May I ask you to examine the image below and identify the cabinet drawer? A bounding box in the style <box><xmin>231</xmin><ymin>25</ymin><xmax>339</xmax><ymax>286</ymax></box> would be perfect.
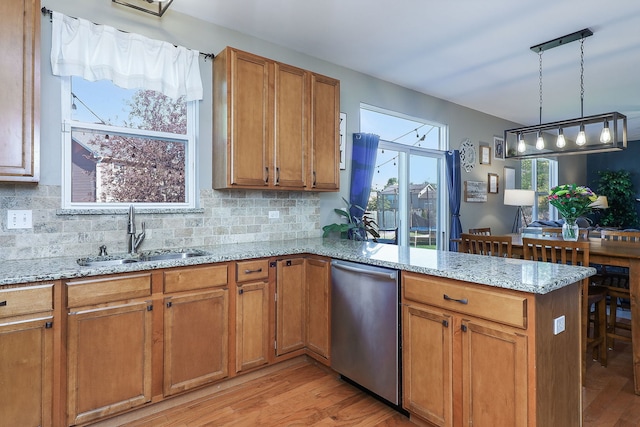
<box><xmin>236</xmin><ymin>259</ymin><xmax>269</xmax><ymax>282</ymax></box>
<box><xmin>164</xmin><ymin>264</ymin><xmax>228</xmax><ymax>293</ymax></box>
<box><xmin>403</xmin><ymin>272</ymin><xmax>527</xmax><ymax>329</ymax></box>
<box><xmin>0</xmin><ymin>284</ymin><xmax>53</xmax><ymax>319</ymax></box>
<box><xmin>67</xmin><ymin>274</ymin><xmax>152</xmax><ymax>308</ymax></box>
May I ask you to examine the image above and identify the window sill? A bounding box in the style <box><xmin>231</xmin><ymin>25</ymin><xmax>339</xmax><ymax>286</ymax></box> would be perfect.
<box><xmin>56</xmin><ymin>208</ymin><xmax>205</xmax><ymax>216</ymax></box>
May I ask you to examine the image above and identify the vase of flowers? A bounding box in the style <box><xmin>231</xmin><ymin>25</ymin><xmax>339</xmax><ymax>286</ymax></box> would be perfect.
<box><xmin>548</xmin><ymin>184</ymin><xmax>598</xmax><ymax>241</ymax></box>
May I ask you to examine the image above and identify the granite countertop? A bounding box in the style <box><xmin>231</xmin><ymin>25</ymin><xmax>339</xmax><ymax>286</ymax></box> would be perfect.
<box><xmin>0</xmin><ymin>238</ymin><xmax>595</xmax><ymax>294</ymax></box>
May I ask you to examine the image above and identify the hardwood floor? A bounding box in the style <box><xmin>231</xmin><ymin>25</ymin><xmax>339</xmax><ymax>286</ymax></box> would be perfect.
<box><xmin>583</xmin><ymin>340</ymin><xmax>640</xmax><ymax>426</ymax></box>
<box><xmin>93</xmin><ymin>342</ymin><xmax>640</xmax><ymax>427</ymax></box>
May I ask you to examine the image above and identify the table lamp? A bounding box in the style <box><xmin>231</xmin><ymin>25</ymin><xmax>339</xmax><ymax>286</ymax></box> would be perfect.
<box><xmin>504</xmin><ymin>189</ymin><xmax>536</xmax><ymax>233</ymax></box>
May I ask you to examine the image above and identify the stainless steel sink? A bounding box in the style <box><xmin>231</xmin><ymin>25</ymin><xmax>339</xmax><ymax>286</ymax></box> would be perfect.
<box><xmin>140</xmin><ymin>250</ymin><xmax>209</xmax><ymax>262</ymax></box>
<box><xmin>77</xmin><ymin>249</ymin><xmax>209</xmax><ymax>267</ymax></box>
<box><xmin>77</xmin><ymin>257</ymin><xmax>139</xmax><ymax>267</ymax></box>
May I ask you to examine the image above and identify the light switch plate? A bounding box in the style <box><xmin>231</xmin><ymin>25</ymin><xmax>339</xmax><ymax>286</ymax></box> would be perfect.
<box><xmin>553</xmin><ymin>315</ymin><xmax>566</xmax><ymax>335</ymax></box>
<box><xmin>7</xmin><ymin>210</ymin><xmax>33</xmax><ymax>229</ymax></box>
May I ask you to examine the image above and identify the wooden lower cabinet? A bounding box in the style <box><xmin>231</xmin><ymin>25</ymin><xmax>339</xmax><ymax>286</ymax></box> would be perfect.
<box><xmin>235</xmin><ymin>259</ymin><xmax>271</xmax><ymax>373</ymax></box>
<box><xmin>163</xmin><ymin>289</ymin><xmax>229</xmax><ymax>396</ymax></box>
<box><xmin>163</xmin><ymin>264</ymin><xmax>230</xmax><ymax>396</ymax></box>
<box><xmin>67</xmin><ymin>301</ymin><xmax>153</xmax><ymax>426</ymax></box>
<box><xmin>276</xmin><ymin>258</ymin><xmax>306</xmax><ymax>356</ymax></box>
<box><xmin>402</xmin><ymin>271</ymin><xmax>582</xmax><ymax>427</ymax></box>
<box><xmin>305</xmin><ymin>256</ymin><xmax>331</xmax><ymax>361</ymax></box>
<box><xmin>66</xmin><ymin>274</ymin><xmax>153</xmax><ymax>426</ymax></box>
<box><xmin>0</xmin><ymin>317</ymin><xmax>53</xmax><ymax>427</ymax></box>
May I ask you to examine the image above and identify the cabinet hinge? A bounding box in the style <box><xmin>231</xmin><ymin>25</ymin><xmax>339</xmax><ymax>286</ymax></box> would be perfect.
<box><xmin>274</xmin><ymin>340</ymin><xmax>277</xmax><ymax>350</ymax></box>
<box><xmin>270</xmin><ymin>261</ymin><xmax>277</xmax><ymax>268</ymax></box>
<box><xmin>166</xmin><ymin>301</ymin><xmax>173</xmax><ymax>308</ymax></box>
<box><xmin>147</xmin><ymin>305</ymin><xmax>153</xmax><ymax>311</ymax></box>
<box><xmin>461</xmin><ymin>324</ymin><xmax>468</xmax><ymax>332</ymax></box>
<box><xmin>45</xmin><ymin>321</ymin><xmax>53</xmax><ymax>329</ymax></box>
<box><xmin>442</xmin><ymin>319</ymin><xmax>449</xmax><ymax>328</ymax></box>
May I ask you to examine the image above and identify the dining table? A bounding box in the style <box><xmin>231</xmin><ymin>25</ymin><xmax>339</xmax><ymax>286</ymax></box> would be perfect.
<box><xmin>510</xmin><ymin>233</ymin><xmax>640</xmax><ymax>394</ymax></box>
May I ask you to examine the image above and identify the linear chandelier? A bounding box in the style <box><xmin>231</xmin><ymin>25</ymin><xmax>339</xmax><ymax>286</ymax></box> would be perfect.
<box><xmin>112</xmin><ymin>0</ymin><xmax>174</xmax><ymax>17</ymax></box>
<box><xmin>505</xmin><ymin>29</ymin><xmax>627</xmax><ymax>159</ymax></box>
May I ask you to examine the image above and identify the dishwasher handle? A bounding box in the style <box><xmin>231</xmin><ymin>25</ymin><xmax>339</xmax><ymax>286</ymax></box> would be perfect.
<box><xmin>331</xmin><ymin>261</ymin><xmax>397</xmax><ymax>280</ymax></box>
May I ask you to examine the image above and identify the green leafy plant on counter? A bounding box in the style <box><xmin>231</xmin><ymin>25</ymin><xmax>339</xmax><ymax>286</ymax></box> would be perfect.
<box><xmin>597</xmin><ymin>170</ymin><xmax>639</xmax><ymax>228</ymax></box>
<box><xmin>322</xmin><ymin>198</ymin><xmax>380</xmax><ymax>241</ymax></box>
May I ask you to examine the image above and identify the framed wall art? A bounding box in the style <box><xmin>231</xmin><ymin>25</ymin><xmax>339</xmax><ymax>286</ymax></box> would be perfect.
<box><xmin>464</xmin><ymin>180</ymin><xmax>488</xmax><ymax>202</ymax></box>
<box><xmin>493</xmin><ymin>136</ymin><xmax>505</xmax><ymax>161</ymax></box>
<box><xmin>488</xmin><ymin>173</ymin><xmax>499</xmax><ymax>194</ymax></box>
<box><xmin>479</xmin><ymin>145</ymin><xmax>491</xmax><ymax>165</ymax></box>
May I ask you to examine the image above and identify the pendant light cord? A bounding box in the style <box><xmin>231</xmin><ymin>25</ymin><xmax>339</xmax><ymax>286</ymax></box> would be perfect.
<box><xmin>539</xmin><ymin>51</ymin><xmax>543</xmax><ymax>125</ymax></box>
<box><xmin>580</xmin><ymin>38</ymin><xmax>585</xmax><ymax>118</ymax></box>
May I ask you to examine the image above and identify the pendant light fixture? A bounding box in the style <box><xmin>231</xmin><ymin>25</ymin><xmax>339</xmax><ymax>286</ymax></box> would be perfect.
<box><xmin>505</xmin><ymin>28</ymin><xmax>627</xmax><ymax>159</ymax></box>
<box><xmin>112</xmin><ymin>0</ymin><xmax>174</xmax><ymax>17</ymax></box>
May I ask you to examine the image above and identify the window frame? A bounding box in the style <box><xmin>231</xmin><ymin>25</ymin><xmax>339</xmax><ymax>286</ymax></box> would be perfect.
<box><xmin>60</xmin><ymin>77</ymin><xmax>198</xmax><ymax>210</ymax></box>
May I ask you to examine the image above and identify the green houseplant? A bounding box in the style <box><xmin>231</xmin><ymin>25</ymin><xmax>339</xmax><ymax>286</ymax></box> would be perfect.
<box><xmin>597</xmin><ymin>170</ymin><xmax>639</xmax><ymax>228</ymax></box>
<box><xmin>322</xmin><ymin>198</ymin><xmax>380</xmax><ymax>241</ymax></box>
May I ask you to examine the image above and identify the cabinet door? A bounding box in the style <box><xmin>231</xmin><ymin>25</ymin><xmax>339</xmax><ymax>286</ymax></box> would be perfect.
<box><xmin>276</xmin><ymin>258</ymin><xmax>305</xmax><ymax>356</ymax></box>
<box><xmin>460</xmin><ymin>320</ymin><xmax>528</xmax><ymax>427</ymax></box>
<box><xmin>67</xmin><ymin>301</ymin><xmax>153</xmax><ymax>426</ymax></box>
<box><xmin>236</xmin><ymin>280</ymin><xmax>270</xmax><ymax>372</ymax></box>
<box><xmin>305</xmin><ymin>257</ymin><xmax>330</xmax><ymax>360</ymax></box>
<box><xmin>403</xmin><ymin>305</ymin><xmax>453</xmax><ymax>427</ymax></box>
<box><xmin>0</xmin><ymin>0</ymin><xmax>39</xmax><ymax>182</ymax></box>
<box><xmin>164</xmin><ymin>289</ymin><xmax>229</xmax><ymax>396</ymax></box>
<box><xmin>309</xmin><ymin>73</ymin><xmax>340</xmax><ymax>191</ymax></box>
<box><xmin>0</xmin><ymin>318</ymin><xmax>52</xmax><ymax>427</ymax></box>
<box><xmin>274</xmin><ymin>63</ymin><xmax>307</xmax><ymax>189</ymax></box>
<box><xmin>229</xmin><ymin>49</ymin><xmax>272</xmax><ymax>187</ymax></box>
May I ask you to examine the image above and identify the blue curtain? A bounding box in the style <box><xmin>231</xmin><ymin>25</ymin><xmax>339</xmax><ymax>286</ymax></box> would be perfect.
<box><xmin>446</xmin><ymin>150</ymin><xmax>462</xmax><ymax>251</ymax></box>
<box><xmin>349</xmin><ymin>133</ymin><xmax>380</xmax><ymax>221</ymax></box>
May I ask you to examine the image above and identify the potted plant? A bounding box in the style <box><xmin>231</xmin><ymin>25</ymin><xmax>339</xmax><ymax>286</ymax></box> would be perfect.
<box><xmin>597</xmin><ymin>170</ymin><xmax>639</xmax><ymax>229</ymax></box>
<box><xmin>322</xmin><ymin>198</ymin><xmax>380</xmax><ymax>241</ymax></box>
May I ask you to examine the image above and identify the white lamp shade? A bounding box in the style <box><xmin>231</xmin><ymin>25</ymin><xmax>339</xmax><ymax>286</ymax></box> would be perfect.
<box><xmin>504</xmin><ymin>189</ymin><xmax>536</xmax><ymax>207</ymax></box>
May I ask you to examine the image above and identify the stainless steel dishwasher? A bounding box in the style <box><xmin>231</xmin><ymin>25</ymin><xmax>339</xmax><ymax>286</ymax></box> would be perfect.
<box><xmin>330</xmin><ymin>259</ymin><xmax>400</xmax><ymax>405</ymax></box>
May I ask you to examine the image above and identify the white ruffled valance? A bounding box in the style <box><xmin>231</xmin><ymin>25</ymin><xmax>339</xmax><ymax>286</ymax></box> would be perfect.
<box><xmin>50</xmin><ymin>11</ymin><xmax>203</xmax><ymax>101</ymax></box>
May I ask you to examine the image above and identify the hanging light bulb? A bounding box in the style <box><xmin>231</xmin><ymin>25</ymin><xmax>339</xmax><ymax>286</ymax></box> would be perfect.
<box><xmin>600</xmin><ymin>119</ymin><xmax>612</xmax><ymax>143</ymax></box>
<box><xmin>517</xmin><ymin>133</ymin><xmax>526</xmax><ymax>153</ymax></box>
<box><xmin>576</xmin><ymin>123</ymin><xmax>586</xmax><ymax>146</ymax></box>
<box><xmin>535</xmin><ymin>131</ymin><xmax>545</xmax><ymax>150</ymax></box>
<box><xmin>556</xmin><ymin>128</ymin><xmax>566</xmax><ymax>148</ymax></box>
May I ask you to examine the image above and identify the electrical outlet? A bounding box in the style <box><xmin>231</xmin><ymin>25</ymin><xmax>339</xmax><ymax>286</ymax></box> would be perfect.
<box><xmin>268</xmin><ymin>211</ymin><xmax>279</xmax><ymax>219</ymax></box>
<box><xmin>7</xmin><ymin>210</ymin><xmax>33</xmax><ymax>229</ymax></box>
<box><xmin>553</xmin><ymin>315</ymin><xmax>566</xmax><ymax>335</ymax></box>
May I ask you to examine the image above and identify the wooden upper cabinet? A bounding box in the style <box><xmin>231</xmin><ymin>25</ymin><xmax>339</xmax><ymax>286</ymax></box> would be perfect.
<box><xmin>274</xmin><ymin>63</ymin><xmax>307</xmax><ymax>189</ymax></box>
<box><xmin>309</xmin><ymin>73</ymin><xmax>340</xmax><ymax>191</ymax></box>
<box><xmin>0</xmin><ymin>0</ymin><xmax>40</xmax><ymax>182</ymax></box>
<box><xmin>213</xmin><ymin>46</ymin><xmax>339</xmax><ymax>191</ymax></box>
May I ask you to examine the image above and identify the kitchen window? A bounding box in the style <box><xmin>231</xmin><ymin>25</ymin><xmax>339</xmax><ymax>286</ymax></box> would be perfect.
<box><xmin>61</xmin><ymin>76</ymin><xmax>198</xmax><ymax>209</ymax></box>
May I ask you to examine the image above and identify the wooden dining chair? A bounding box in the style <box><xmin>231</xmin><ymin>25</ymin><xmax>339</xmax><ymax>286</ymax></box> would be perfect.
<box><xmin>599</xmin><ymin>230</ymin><xmax>640</xmax><ymax>349</ymax></box>
<box><xmin>600</xmin><ymin>229</ymin><xmax>640</xmax><ymax>243</ymax></box>
<box><xmin>522</xmin><ymin>237</ymin><xmax>607</xmax><ymax>380</ymax></box>
<box><xmin>541</xmin><ymin>227</ymin><xmax>589</xmax><ymax>239</ymax></box>
<box><xmin>468</xmin><ymin>227</ymin><xmax>491</xmax><ymax>235</ymax></box>
<box><xmin>459</xmin><ymin>233</ymin><xmax>512</xmax><ymax>257</ymax></box>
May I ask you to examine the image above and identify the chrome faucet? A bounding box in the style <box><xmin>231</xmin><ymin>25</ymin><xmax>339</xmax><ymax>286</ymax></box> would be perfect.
<box><xmin>127</xmin><ymin>204</ymin><xmax>146</xmax><ymax>255</ymax></box>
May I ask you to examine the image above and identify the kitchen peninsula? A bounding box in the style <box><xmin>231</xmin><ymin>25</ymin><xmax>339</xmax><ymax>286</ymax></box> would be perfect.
<box><xmin>0</xmin><ymin>239</ymin><xmax>593</xmax><ymax>427</ymax></box>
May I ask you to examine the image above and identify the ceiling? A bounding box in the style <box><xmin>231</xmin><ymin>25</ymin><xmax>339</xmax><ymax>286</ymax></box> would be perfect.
<box><xmin>170</xmin><ymin>0</ymin><xmax>640</xmax><ymax>141</ymax></box>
